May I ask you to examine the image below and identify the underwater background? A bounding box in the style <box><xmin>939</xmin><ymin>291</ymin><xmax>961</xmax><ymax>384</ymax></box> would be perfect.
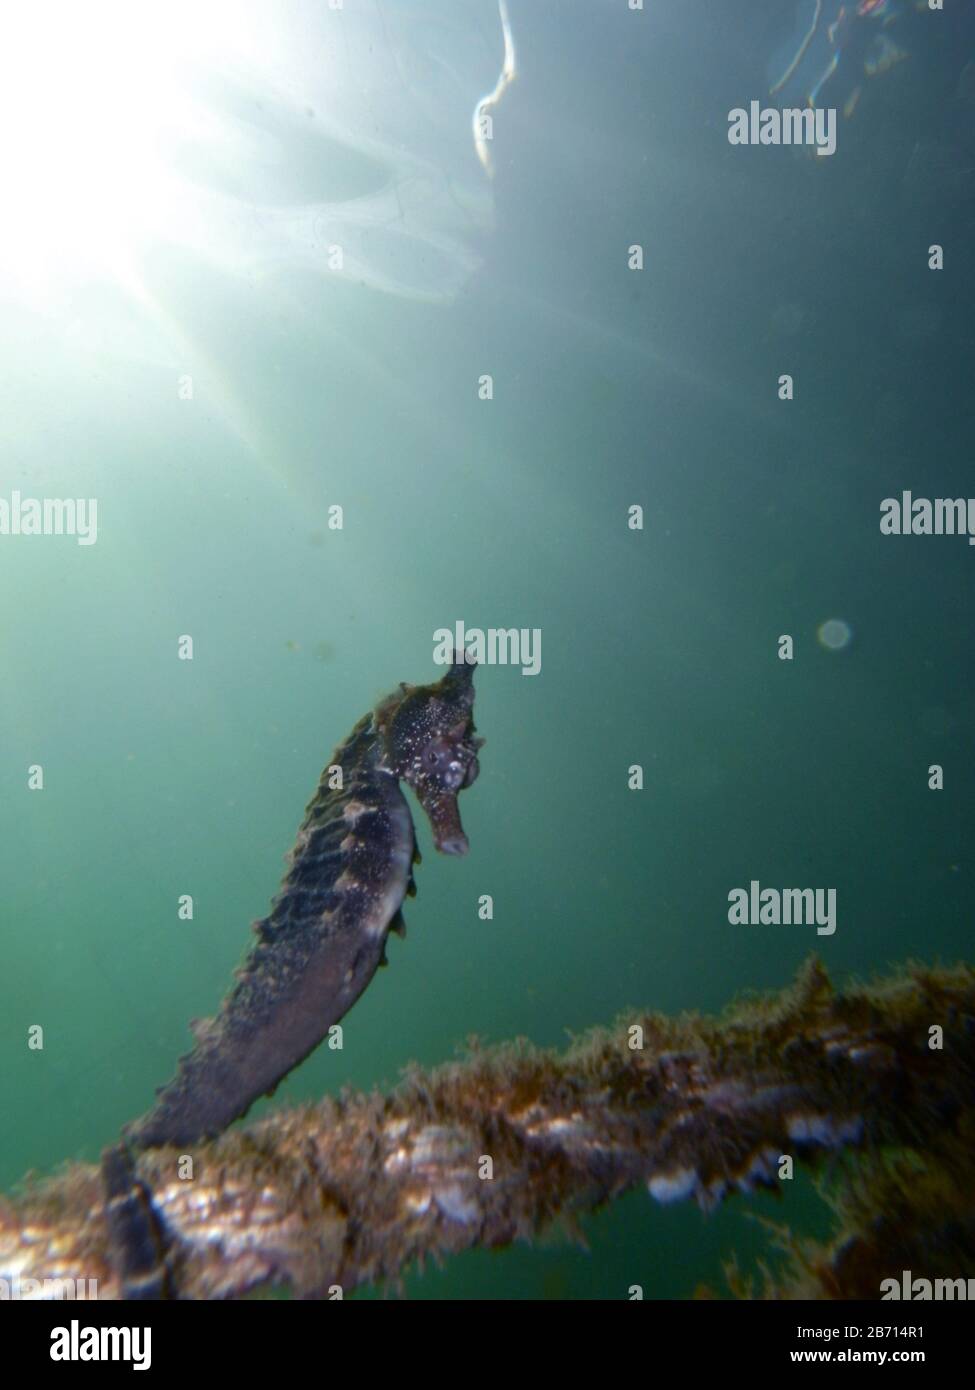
<box><xmin>1</xmin><ymin>0</ymin><xmax>973</xmax><ymax>1298</ymax></box>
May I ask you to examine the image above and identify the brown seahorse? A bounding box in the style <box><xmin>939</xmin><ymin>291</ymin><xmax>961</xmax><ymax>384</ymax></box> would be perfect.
<box><xmin>103</xmin><ymin>653</ymin><xmax>482</xmax><ymax>1293</ymax></box>
<box><xmin>127</xmin><ymin>651</ymin><xmax>482</xmax><ymax>1149</ymax></box>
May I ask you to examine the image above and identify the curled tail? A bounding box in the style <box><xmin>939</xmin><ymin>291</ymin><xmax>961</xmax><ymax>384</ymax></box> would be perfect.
<box><xmin>101</xmin><ymin>1142</ymin><xmax>172</xmax><ymax>1299</ymax></box>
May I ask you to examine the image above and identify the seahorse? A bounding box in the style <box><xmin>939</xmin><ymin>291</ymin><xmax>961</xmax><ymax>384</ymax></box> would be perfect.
<box><xmin>102</xmin><ymin>653</ymin><xmax>482</xmax><ymax>1292</ymax></box>
<box><xmin>127</xmin><ymin>651</ymin><xmax>482</xmax><ymax>1149</ymax></box>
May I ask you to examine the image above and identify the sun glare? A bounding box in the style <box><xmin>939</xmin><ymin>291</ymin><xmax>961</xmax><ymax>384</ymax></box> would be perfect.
<box><xmin>0</xmin><ymin>0</ymin><xmax>509</xmax><ymax>350</ymax></box>
<box><xmin>0</xmin><ymin>3</ymin><xmax>230</xmax><ymax>305</ymax></box>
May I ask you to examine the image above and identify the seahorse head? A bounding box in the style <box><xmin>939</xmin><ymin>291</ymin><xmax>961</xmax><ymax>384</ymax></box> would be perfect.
<box><xmin>376</xmin><ymin>651</ymin><xmax>483</xmax><ymax>855</ymax></box>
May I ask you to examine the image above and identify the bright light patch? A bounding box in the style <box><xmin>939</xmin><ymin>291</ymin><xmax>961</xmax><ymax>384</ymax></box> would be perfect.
<box><xmin>0</xmin><ymin>2</ymin><xmax>234</xmax><ymax>305</ymax></box>
<box><xmin>0</xmin><ymin>1</ymin><xmax>505</xmax><ymax>317</ymax></box>
<box><xmin>817</xmin><ymin>619</ymin><xmax>852</xmax><ymax>651</ymax></box>
<box><xmin>0</xmin><ymin>0</ymin><xmax>508</xmax><ymax>458</ymax></box>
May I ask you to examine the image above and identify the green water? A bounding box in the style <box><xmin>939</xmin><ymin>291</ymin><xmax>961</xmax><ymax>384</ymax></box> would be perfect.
<box><xmin>1</xmin><ymin>0</ymin><xmax>973</xmax><ymax>1299</ymax></box>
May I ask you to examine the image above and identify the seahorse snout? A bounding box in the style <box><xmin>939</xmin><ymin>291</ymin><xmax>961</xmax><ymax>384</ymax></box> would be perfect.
<box><xmin>437</xmin><ymin>832</ymin><xmax>469</xmax><ymax>857</ymax></box>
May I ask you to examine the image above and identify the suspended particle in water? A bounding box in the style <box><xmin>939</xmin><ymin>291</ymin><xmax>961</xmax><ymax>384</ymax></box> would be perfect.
<box><xmin>817</xmin><ymin>619</ymin><xmax>852</xmax><ymax>651</ymax></box>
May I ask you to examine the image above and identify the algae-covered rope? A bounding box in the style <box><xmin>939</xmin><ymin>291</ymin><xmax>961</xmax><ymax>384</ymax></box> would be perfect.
<box><xmin>2</xmin><ymin>959</ymin><xmax>973</xmax><ymax>1300</ymax></box>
